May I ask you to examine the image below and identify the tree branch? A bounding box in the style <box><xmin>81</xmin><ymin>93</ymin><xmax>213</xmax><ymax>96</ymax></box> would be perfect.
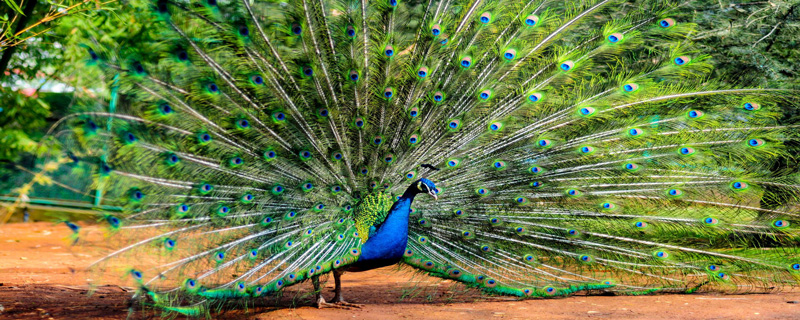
<box><xmin>0</xmin><ymin>0</ymin><xmax>40</xmax><ymax>81</ymax></box>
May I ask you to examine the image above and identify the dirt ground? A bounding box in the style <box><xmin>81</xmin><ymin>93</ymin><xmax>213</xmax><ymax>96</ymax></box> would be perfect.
<box><xmin>2</xmin><ymin>222</ymin><xmax>800</xmax><ymax>319</ymax></box>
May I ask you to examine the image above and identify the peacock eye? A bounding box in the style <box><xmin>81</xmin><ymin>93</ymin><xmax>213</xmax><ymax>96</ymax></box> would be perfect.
<box><xmin>579</xmin><ymin>107</ymin><xmax>595</xmax><ymax>116</ymax></box>
<box><xmin>197</xmin><ymin>133</ymin><xmax>212</xmax><ymax>144</ymax></box>
<box><xmin>622</xmin><ymin>83</ymin><xmax>639</xmax><ymax>92</ymax></box>
<box><xmin>292</xmin><ymin>23</ymin><xmax>302</xmax><ymax>35</ymax></box>
<box><xmin>479</xmin><ymin>12</ymin><xmax>491</xmax><ymax>24</ymax></box>
<box><xmin>537</xmin><ymin>139</ymin><xmax>552</xmax><ymax>148</ymax></box>
<box><xmin>607</xmin><ymin>32</ymin><xmax>623</xmax><ymax>43</ymax></box>
<box><xmin>166</xmin><ymin>153</ymin><xmax>180</xmax><ymax>164</ymax></box>
<box><xmin>159</xmin><ymin>103</ymin><xmax>173</xmax><ymax>115</ymax></box>
<box><xmin>659</xmin><ymin>18</ymin><xmax>675</xmax><ymax>28</ymax></box>
<box><xmin>742</xmin><ymin>102</ymin><xmax>761</xmax><ymax>111</ymax></box>
<box><xmin>679</xmin><ymin>147</ymin><xmax>695</xmax><ymax>156</ymax></box>
<box><xmin>132</xmin><ymin>62</ymin><xmax>145</xmax><ymax>74</ymax></box>
<box><xmin>674</xmin><ymin>55</ymin><xmax>690</xmax><ymax>66</ymax></box>
<box><xmin>88</xmin><ymin>48</ymin><xmax>99</xmax><ymax>61</ymax></box>
<box><xmin>460</xmin><ymin>56</ymin><xmax>472</xmax><ymax>68</ymax></box>
<box><xmin>525</xmin><ymin>15</ymin><xmax>539</xmax><ymax>26</ymax></box>
<box><xmin>130</xmin><ymin>189</ymin><xmax>144</xmax><ymax>201</ymax></box>
<box><xmin>176</xmin><ymin>50</ymin><xmax>189</xmax><ymax>61</ymax></box>
<box><xmin>124</xmin><ymin>132</ymin><xmax>138</xmax><ymax>144</ymax></box>
<box><xmin>408</xmin><ymin>134</ymin><xmax>419</xmax><ymax>145</ymax></box>
<box><xmin>503</xmin><ymin>49</ymin><xmax>516</xmax><ymax>60</ymax></box>
<box><xmin>431</xmin><ymin>24</ymin><xmax>441</xmax><ymax>36</ymax></box>
<box><xmin>207</xmin><ymin>83</ymin><xmax>219</xmax><ymax>93</ymax></box>
<box><xmin>748</xmin><ymin>138</ymin><xmax>765</xmax><ymax>147</ymax></box>
<box><xmin>687</xmin><ymin>110</ymin><xmax>703</xmax><ymax>119</ymax></box>
<box><xmin>417</xmin><ymin>67</ymin><xmax>428</xmax><ymax>78</ymax></box>
<box><xmin>85</xmin><ymin>120</ymin><xmax>98</xmax><ymax>133</ymax></box>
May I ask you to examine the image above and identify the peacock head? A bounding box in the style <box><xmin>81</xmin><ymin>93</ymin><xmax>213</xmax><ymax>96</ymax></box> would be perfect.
<box><xmin>412</xmin><ymin>178</ymin><xmax>438</xmax><ymax>200</ymax></box>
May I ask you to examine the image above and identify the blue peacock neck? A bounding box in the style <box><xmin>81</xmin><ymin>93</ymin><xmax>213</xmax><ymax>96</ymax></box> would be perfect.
<box><xmin>350</xmin><ymin>185</ymin><xmax>420</xmax><ymax>271</ymax></box>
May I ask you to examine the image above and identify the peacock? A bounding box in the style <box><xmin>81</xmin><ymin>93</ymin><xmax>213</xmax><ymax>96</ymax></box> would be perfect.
<box><xmin>45</xmin><ymin>0</ymin><xmax>800</xmax><ymax>315</ymax></box>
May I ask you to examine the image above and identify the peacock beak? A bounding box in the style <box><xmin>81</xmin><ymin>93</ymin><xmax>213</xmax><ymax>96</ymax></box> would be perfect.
<box><xmin>428</xmin><ymin>190</ymin><xmax>438</xmax><ymax>200</ymax></box>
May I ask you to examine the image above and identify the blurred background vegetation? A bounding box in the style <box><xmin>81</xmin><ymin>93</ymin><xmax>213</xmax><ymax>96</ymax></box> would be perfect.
<box><xmin>0</xmin><ymin>0</ymin><xmax>798</xmax><ymax>221</ymax></box>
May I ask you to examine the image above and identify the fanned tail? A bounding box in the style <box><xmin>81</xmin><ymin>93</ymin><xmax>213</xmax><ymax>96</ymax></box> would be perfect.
<box><xmin>41</xmin><ymin>0</ymin><xmax>800</xmax><ymax>313</ymax></box>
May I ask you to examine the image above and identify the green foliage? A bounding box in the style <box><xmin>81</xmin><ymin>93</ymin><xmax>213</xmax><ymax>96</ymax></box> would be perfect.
<box><xmin>0</xmin><ymin>1</ymin><xmax>138</xmax><ymax>163</ymax></box>
<box><xmin>0</xmin><ymin>91</ymin><xmax>52</xmax><ymax>161</ymax></box>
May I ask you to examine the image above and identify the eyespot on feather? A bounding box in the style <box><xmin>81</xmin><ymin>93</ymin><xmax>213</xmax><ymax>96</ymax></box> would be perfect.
<box><xmin>431</xmin><ymin>24</ymin><xmax>442</xmax><ymax>36</ymax></box>
<box><xmin>607</xmin><ymin>32</ymin><xmax>623</xmax><ymax>43</ymax></box>
<box><xmin>659</xmin><ymin>18</ymin><xmax>675</xmax><ymax>28</ymax></box>
<box><xmin>503</xmin><ymin>49</ymin><xmax>517</xmax><ymax>60</ymax></box>
<box><xmin>460</xmin><ymin>56</ymin><xmax>472</xmax><ymax>68</ymax></box>
<box><xmin>742</xmin><ymin>102</ymin><xmax>761</xmax><ymax>111</ymax></box>
<box><xmin>527</xmin><ymin>92</ymin><xmax>543</xmax><ymax>103</ymax></box>
<box><xmin>479</xmin><ymin>12</ymin><xmax>491</xmax><ymax>24</ymax></box>
<box><xmin>417</xmin><ymin>66</ymin><xmax>429</xmax><ymax>78</ymax></box>
<box><xmin>524</xmin><ymin>15</ymin><xmax>539</xmax><ymax>27</ymax></box>
<box><xmin>674</xmin><ymin>55</ymin><xmax>690</xmax><ymax>65</ymax></box>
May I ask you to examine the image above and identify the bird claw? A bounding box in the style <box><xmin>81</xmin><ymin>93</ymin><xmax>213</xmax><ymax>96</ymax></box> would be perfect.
<box><xmin>331</xmin><ymin>300</ymin><xmax>362</xmax><ymax>308</ymax></box>
<box><xmin>316</xmin><ymin>296</ymin><xmax>362</xmax><ymax>309</ymax></box>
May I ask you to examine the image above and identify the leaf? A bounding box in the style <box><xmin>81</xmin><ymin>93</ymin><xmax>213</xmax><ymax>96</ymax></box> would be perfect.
<box><xmin>3</xmin><ymin>0</ymin><xmax>25</xmax><ymax>16</ymax></box>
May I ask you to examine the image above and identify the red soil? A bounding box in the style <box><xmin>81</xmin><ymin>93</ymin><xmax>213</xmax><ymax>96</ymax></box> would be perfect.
<box><xmin>2</xmin><ymin>222</ymin><xmax>800</xmax><ymax>319</ymax></box>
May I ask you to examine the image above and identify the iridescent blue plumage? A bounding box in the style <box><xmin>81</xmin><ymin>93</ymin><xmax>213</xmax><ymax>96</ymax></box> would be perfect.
<box><xmin>355</xmin><ymin>179</ymin><xmax>437</xmax><ymax>271</ymax></box>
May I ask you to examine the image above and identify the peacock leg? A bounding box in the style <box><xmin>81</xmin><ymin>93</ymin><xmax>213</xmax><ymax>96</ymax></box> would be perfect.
<box><xmin>313</xmin><ymin>274</ymin><xmax>358</xmax><ymax>309</ymax></box>
<box><xmin>330</xmin><ymin>269</ymin><xmax>362</xmax><ymax>308</ymax></box>
<box><xmin>312</xmin><ymin>275</ymin><xmax>328</xmax><ymax>308</ymax></box>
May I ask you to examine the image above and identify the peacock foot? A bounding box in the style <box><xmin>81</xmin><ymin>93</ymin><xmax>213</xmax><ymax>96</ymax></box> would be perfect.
<box><xmin>316</xmin><ymin>296</ymin><xmax>361</xmax><ymax>309</ymax></box>
<box><xmin>330</xmin><ymin>296</ymin><xmax>362</xmax><ymax>308</ymax></box>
